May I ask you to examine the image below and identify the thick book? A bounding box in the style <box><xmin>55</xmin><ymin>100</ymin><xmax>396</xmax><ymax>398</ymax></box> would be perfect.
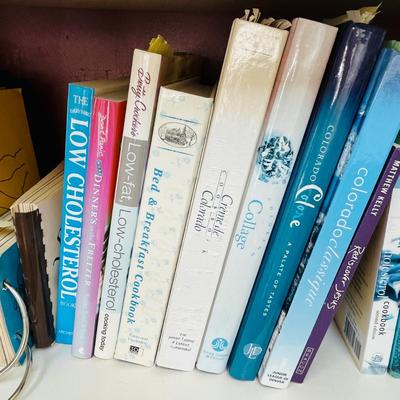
<box><xmin>56</xmin><ymin>79</ymin><xmax>129</xmax><ymax>345</ymax></box>
<box><xmin>10</xmin><ymin>163</ymin><xmax>64</xmax><ymax>348</ymax></box>
<box><xmin>259</xmin><ymin>48</ymin><xmax>400</xmax><ymax>388</ymax></box>
<box><xmin>72</xmin><ymin>89</ymin><xmax>127</xmax><ymax>358</ymax></box>
<box><xmin>0</xmin><ymin>213</ymin><xmax>27</xmax><ymax>366</ymax></box>
<box><xmin>114</xmin><ymin>79</ymin><xmax>214</xmax><ymax>366</ymax></box>
<box><xmin>156</xmin><ymin>19</ymin><xmax>288</xmax><ymax>372</ymax></box>
<box><xmin>336</xmin><ymin>140</ymin><xmax>400</xmax><ymax>375</ymax></box>
<box><xmin>0</xmin><ymin>88</ymin><xmax>39</xmax><ymax>216</ymax></box>
<box><xmin>228</xmin><ymin>22</ymin><xmax>385</xmax><ymax>381</ymax></box>
<box><xmin>196</xmin><ymin>18</ymin><xmax>337</xmax><ymax>374</ymax></box>
<box><xmin>293</xmin><ymin>143</ymin><xmax>400</xmax><ymax>383</ymax></box>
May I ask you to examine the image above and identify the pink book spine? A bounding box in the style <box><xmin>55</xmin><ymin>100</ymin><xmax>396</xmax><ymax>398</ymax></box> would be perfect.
<box><xmin>72</xmin><ymin>96</ymin><xmax>127</xmax><ymax>358</ymax></box>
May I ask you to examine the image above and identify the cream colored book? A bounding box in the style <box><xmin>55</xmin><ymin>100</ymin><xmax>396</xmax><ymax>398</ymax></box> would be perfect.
<box><xmin>156</xmin><ymin>18</ymin><xmax>288</xmax><ymax>371</ymax></box>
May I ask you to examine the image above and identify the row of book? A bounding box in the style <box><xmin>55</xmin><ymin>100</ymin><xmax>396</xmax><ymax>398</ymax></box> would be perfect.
<box><xmin>1</xmin><ymin>9</ymin><xmax>400</xmax><ymax>388</ymax></box>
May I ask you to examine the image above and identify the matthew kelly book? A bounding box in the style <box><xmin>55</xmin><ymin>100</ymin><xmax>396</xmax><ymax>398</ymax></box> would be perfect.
<box><xmin>114</xmin><ymin>79</ymin><xmax>214</xmax><ymax>366</ymax></box>
<box><xmin>156</xmin><ymin>18</ymin><xmax>288</xmax><ymax>372</ymax></box>
<box><xmin>196</xmin><ymin>18</ymin><xmax>337</xmax><ymax>374</ymax></box>
<box><xmin>72</xmin><ymin>88</ymin><xmax>127</xmax><ymax>358</ymax></box>
<box><xmin>228</xmin><ymin>22</ymin><xmax>385</xmax><ymax>381</ymax></box>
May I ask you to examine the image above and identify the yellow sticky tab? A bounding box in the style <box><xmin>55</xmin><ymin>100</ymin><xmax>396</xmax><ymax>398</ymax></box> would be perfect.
<box><xmin>324</xmin><ymin>3</ymin><xmax>381</xmax><ymax>26</ymax></box>
<box><xmin>148</xmin><ymin>35</ymin><xmax>174</xmax><ymax>58</ymax></box>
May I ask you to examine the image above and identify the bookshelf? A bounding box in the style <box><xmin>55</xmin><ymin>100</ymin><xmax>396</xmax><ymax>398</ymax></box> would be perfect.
<box><xmin>0</xmin><ymin>1</ymin><xmax>399</xmax><ymax>398</ymax></box>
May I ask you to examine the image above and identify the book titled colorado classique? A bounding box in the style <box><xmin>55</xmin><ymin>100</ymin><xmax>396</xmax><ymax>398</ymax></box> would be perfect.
<box><xmin>156</xmin><ymin>19</ymin><xmax>288</xmax><ymax>372</ymax></box>
<box><xmin>72</xmin><ymin>89</ymin><xmax>127</xmax><ymax>358</ymax></box>
<box><xmin>292</xmin><ymin>132</ymin><xmax>400</xmax><ymax>382</ymax></box>
<box><xmin>196</xmin><ymin>18</ymin><xmax>337</xmax><ymax>375</ymax></box>
<box><xmin>56</xmin><ymin>79</ymin><xmax>128</xmax><ymax>344</ymax></box>
<box><xmin>114</xmin><ymin>79</ymin><xmax>214</xmax><ymax>366</ymax></box>
<box><xmin>259</xmin><ymin>48</ymin><xmax>400</xmax><ymax>388</ymax></box>
<box><xmin>228</xmin><ymin>22</ymin><xmax>385</xmax><ymax>381</ymax></box>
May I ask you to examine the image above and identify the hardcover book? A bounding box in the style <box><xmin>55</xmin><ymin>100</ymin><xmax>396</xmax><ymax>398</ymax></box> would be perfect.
<box><xmin>196</xmin><ymin>18</ymin><xmax>337</xmax><ymax>374</ymax></box>
<box><xmin>114</xmin><ymin>79</ymin><xmax>214</xmax><ymax>366</ymax></box>
<box><xmin>228</xmin><ymin>22</ymin><xmax>385</xmax><ymax>381</ymax></box>
<box><xmin>259</xmin><ymin>48</ymin><xmax>400</xmax><ymax>387</ymax></box>
<box><xmin>293</xmin><ymin>141</ymin><xmax>400</xmax><ymax>383</ymax></box>
<box><xmin>95</xmin><ymin>44</ymin><xmax>202</xmax><ymax>359</ymax></box>
<box><xmin>11</xmin><ymin>163</ymin><xmax>64</xmax><ymax>348</ymax></box>
<box><xmin>156</xmin><ymin>18</ymin><xmax>288</xmax><ymax>372</ymax></box>
<box><xmin>0</xmin><ymin>88</ymin><xmax>39</xmax><ymax>216</ymax></box>
<box><xmin>336</xmin><ymin>139</ymin><xmax>400</xmax><ymax>375</ymax></box>
<box><xmin>56</xmin><ymin>79</ymin><xmax>129</xmax><ymax>344</ymax></box>
<box><xmin>72</xmin><ymin>89</ymin><xmax>128</xmax><ymax>358</ymax></box>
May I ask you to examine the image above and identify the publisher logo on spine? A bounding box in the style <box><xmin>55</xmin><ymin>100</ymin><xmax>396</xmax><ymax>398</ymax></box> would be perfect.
<box><xmin>158</xmin><ymin>122</ymin><xmax>197</xmax><ymax>148</ymax></box>
<box><xmin>243</xmin><ymin>343</ymin><xmax>262</xmax><ymax>360</ymax></box>
<box><xmin>211</xmin><ymin>337</ymin><xmax>229</xmax><ymax>352</ymax></box>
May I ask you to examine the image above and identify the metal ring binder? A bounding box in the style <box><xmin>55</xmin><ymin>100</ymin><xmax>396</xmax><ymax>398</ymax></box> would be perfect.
<box><xmin>0</xmin><ymin>280</ymin><xmax>31</xmax><ymax>399</ymax></box>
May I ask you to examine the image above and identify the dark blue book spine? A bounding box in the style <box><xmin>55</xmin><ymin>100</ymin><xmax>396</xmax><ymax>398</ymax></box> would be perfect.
<box><xmin>228</xmin><ymin>22</ymin><xmax>385</xmax><ymax>381</ymax></box>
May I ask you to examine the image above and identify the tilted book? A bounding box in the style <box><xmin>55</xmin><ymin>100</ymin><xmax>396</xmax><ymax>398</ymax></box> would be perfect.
<box><xmin>292</xmin><ymin>141</ymin><xmax>400</xmax><ymax>383</ymax></box>
<box><xmin>259</xmin><ymin>48</ymin><xmax>400</xmax><ymax>387</ymax></box>
<box><xmin>11</xmin><ymin>163</ymin><xmax>64</xmax><ymax>348</ymax></box>
<box><xmin>72</xmin><ymin>89</ymin><xmax>127</xmax><ymax>358</ymax></box>
<box><xmin>228</xmin><ymin>22</ymin><xmax>385</xmax><ymax>381</ymax></box>
<box><xmin>0</xmin><ymin>88</ymin><xmax>39</xmax><ymax>216</ymax></box>
<box><xmin>156</xmin><ymin>19</ymin><xmax>288</xmax><ymax>372</ymax></box>
<box><xmin>56</xmin><ymin>79</ymin><xmax>129</xmax><ymax>344</ymax></box>
<box><xmin>114</xmin><ymin>79</ymin><xmax>214</xmax><ymax>366</ymax></box>
<box><xmin>336</xmin><ymin>142</ymin><xmax>400</xmax><ymax>374</ymax></box>
<box><xmin>196</xmin><ymin>18</ymin><xmax>337</xmax><ymax>374</ymax></box>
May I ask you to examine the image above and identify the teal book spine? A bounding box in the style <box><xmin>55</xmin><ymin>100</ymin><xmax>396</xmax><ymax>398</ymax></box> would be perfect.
<box><xmin>228</xmin><ymin>22</ymin><xmax>385</xmax><ymax>380</ymax></box>
<box><xmin>55</xmin><ymin>84</ymin><xmax>94</xmax><ymax>344</ymax></box>
<box><xmin>259</xmin><ymin>48</ymin><xmax>400</xmax><ymax>388</ymax></box>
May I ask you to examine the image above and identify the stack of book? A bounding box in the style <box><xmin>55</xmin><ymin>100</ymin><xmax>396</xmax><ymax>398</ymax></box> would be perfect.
<box><xmin>2</xmin><ymin>7</ymin><xmax>400</xmax><ymax>391</ymax></box>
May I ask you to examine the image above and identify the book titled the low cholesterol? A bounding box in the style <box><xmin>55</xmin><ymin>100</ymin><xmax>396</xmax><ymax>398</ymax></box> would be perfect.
<box><xmin>228</xmin><ymin>22</ymin><xmax>385</xmax><ymax>381</ymax></box>
<box><xmin>156</xmin><ymin>18</ymin><xmax>288</xmax><ymax>372</ymax></box>
<box><xmin>114</xmin><ymin>79</ymin><xmax>214</xmax><ymax>366</ymax></box>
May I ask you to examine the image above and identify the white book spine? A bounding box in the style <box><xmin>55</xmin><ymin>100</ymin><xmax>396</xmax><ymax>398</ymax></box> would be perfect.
<box><xmin>155</xmin><ymin>19</ymin><xmax>288</xmax><ymax>372</ymax></box>
<box><xmin>196</xmin><ymin>19</ymin><xmax>337</xmax><ymax>374</ymax></box>
<box><xmin>114</xmin><ymin>83</ymin><xmax>214</xmax><ymax>366</ymax></box>
<box><xmin>94</xmin><ymin>50</ymin><xmax>166</xmax><ymax>359</ymax></box>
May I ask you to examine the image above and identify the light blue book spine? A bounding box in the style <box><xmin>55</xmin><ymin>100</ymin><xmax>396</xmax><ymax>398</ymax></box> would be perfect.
<box><xmin>258</xmin><ymin>48</ymin><xmax>400</xmax><ymax>388</ymax></box>
<box><xmin>56</xmin><ymin>84</ymin><xmax>94</xmax><ymax>344</ymax></box>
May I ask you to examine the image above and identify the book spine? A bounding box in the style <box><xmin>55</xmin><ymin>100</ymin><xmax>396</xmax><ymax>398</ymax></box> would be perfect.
<box><xmin>228</xmin><ymin>23</ymin><xmax>385</xmax><ymax>381</ymax></box>
<box><xmin>360</xmin><ymin>171</ymin><xmax>400</xmax><ymax>373</ymax></box>
<box><xmin>196</xmin><ymin>19</ymin><xmax>337</xmax><ymax>374</ymax></box>
<box><xmin>72</xmin><ymin>96</ymin><xmax>126</xmax><ymax>358</ymax></box>
<box><xmin>258</xmin><ymin>48</ymin><xmax>400</xmax><ymax>388</ymax></box>
<box><xmin>114</xmin><ymin>85</ymin><xmax>214</xmax><ymax>366</ymax></box>
<box><xmin>56</xmin><ymin>84</ymin><xmax>94</xmax><ymax>344</ymax></box>
<box><xmin>94</xmin><ymin>51</ymin><xmax>164</xmax><ymax>359</ymax></box>
<box><xmin>292</xmin><ymin>146</ymin><xmax>400</xmax><ymax>383</ymax></box>
<box><xmin>155</xmin><ymin>19</ymin><xmax>288</xmax><ymax>372</ymax></box>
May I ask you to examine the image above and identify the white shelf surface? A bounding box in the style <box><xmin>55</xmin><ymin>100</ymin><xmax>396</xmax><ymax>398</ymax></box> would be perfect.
<box><xmin>1</xmin><ymin>324</ymin><xmax>399</xmax><ymax>399</ymax></box>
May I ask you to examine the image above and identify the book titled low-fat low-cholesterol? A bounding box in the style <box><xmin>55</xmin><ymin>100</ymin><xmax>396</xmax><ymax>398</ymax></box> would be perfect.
<box><xmin>228</xmin><ymin>22</ymin><xmax>385</xmax><ymax>381</ymax></box>
<box><xmin>292</xmin><ymin>139</ymin><xmax>400</xmax><ymax>383</ymax></box>
<box><xmin>336</xmin><ymin>137</ymin><xmax>400</xmax><ymax>375</ymax></box>
<box><xmin>72</xmin><ymin>89</ymin><xmax>127</xmax><ymax>358</ymax></box>
<box><xmin>156</xmin><ymin>19</ymin><xmax>288</xmax><ymax>372</ymax></box>
<box><xmin>114</xmin><ymin>79</ymin><xmax>214</xmax><ymax>366</ymax></box>
<box><xmin>389</xmin><ymin>299</ymin><xmax>400</xmax><ymax>378</ymax></box>
<box><xmin>56</xmin><ymin>79</ymin><xmax>129</xmax><ymax>344</ymax></box>
<box><xmin>259</xmin><ymin>48</ymin><xmax>400</xmax><ymax>388</ymax></box>
<box><xmin>196</xmin><ymin>18</ymin><xmax>337</xmax><ymax>375</ymax></box>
